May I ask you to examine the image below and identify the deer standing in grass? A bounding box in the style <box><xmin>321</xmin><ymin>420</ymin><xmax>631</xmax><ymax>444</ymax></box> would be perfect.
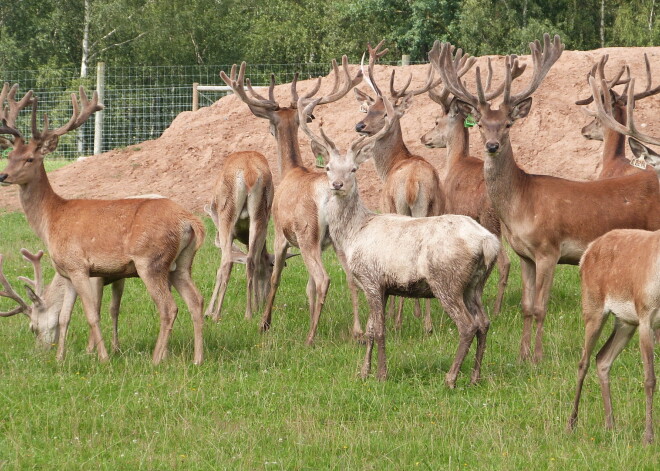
<box><xmin>220</xmin><ymin>58</ymin><xmax>364</xmax><ymax>344</ymax></box>
<box><xmin>434</xmin><ymin>34</ymin><xmax>660</xmax><ymax>363</ymax></box>
<box><xmin>0</xmin><ymin>249</ymin><xmax>125</xmax><ymax>352</ymax></box>
<box><xmin>353</xmin><ymin>41</ymin><xmax>445</xmax><ymax>333</ymax></box>
<box><xmin>299</xmin><ymin>94</ymin><xmax>498</xmax><ymax>385</ymax></box>
<box><xmin>568</xmin><ymin>77</ymin><xmax>660</xmax><ymax>445</ymax></box>
<box><xmin>576</xmin><ymin>54</ymin><xmax>660</xmax><ymax>178</ymax></box>
<box><xmin>0</xmin><ymin>84</ymin><xmax>205</xmax><ymax>364</ymax></box>
<box><xmin>421</xmin><ymin>49</ymin><xmax>527</xmax><ymax>316</ymax></box>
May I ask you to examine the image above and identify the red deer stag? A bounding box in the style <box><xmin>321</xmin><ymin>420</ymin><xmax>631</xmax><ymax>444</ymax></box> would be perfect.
<box><xmin>298</xmin><ymin>95</ymin><xmax>498</xmax><ymax>385</ymax></box>
<box><xmin>220</xmin><ymin>58</ymin><xmax>364</xmax><ymax>344</ymax></box>
<box><xmin>0</xmin><ymin>84</ymin><xmax>205</xmax><ymax>365</ymax></box>
<box><xmin>353</xmin><ymin>41</ymin><xmax>445</xmax><ymax>332</ymax></box>
<box><xmin>423</xmin><ymin>47</ymin><xmax>527</xmax><ymax>316</ymax></box>
<box><xmin>568</xmin><ymin>77</ymin><xmax>660</xmax><ymax>444</ymax></box>
<box><xmin>434</xmin><ymin>34</ymin><xmax>660</xmax><ymax>363</ymax></box>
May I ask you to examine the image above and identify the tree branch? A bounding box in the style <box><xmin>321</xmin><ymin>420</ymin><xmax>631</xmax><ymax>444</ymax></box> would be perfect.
<box><xmin>88</xmin><ymin>32</ymin><xmax>147</xmax><ymax>62</ymax></box>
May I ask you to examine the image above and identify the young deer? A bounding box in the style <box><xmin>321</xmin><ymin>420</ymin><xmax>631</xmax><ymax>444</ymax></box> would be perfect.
<box><xmin>421</xmin><ymin>49</ymin><xmax>527</xmax><ymax>316</ymax></box>
<box><xmin>576</xmin><ymin>54</ymin><xmax>660</xmax><ymax>178</ymax></box>
<box><xmin>299</xmin><ymin>95</ymin><xmax>499</xmax><ymax>386</ymax></box>
<box><xmin>354</xmin><ymin>41</ymin><xmax>445</xmax><ymax>332</ymax></box>
<box><xmin>0</xmin><ymin>84</ymin><xmax>205</xmax><ymax>365</ymax></box>
<box><xmin>0</xmin><ymin>249</ymin><xmax>125</xmax><ymax>352</ymax></box>
<box><xmin>568</xmin><ymin>79</ymin><xmax>660</xmax><ymax>444</ymax></box>
<box><xmin>220</xmin><ymin>59</ymin><xmax>365</xmax><ymax>344</ymax></box>
<box><xmin>433</xmin><ymin>34</ymin><xmax>660</xmax><ymax>363</ymax></box>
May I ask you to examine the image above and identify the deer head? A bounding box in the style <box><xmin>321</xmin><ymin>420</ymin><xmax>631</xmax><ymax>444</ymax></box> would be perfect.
<box><xmin>0</xmin><ymin>85</ymin><xmax>102</xmax><ymax>185</ymax></box>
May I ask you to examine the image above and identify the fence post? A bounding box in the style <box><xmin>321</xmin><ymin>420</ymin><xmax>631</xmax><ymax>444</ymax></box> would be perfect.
<box><xmin>94</xmin><ymin>62</ymin><xmax>105</xmax><ymax>155</ymax></box>
<box><xmin>192</xmin><ymin>82</ymin><xmax>199</xmax><ymax>111</ymax></box>
<box><xmin>401</xmin><ymin>54</ymin><xmax>410</xmax><ymax>66</ymax></box>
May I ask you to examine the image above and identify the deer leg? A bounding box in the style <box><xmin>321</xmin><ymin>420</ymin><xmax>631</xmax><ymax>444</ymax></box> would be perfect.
<box><xmin>206</xmin><ymin>248</ymin><xmax>234</xmax><ymax>322</ymax></box>
<box><xmin>519</xmin><ymin>257</ymin><xmax>536</xmax><ymax>361</ymax></box>
<box><xmin>638</xmin><ymin>316</ymin><xmax>656</xmax><ymax>445</ymax></box>
<box><xmin>299</xmin><ymin>245</ymin><xmax>330</xmax><ymax>346</ymax></box>
<box><xmin>374</xmin><ymin>294</ymin><xmax>387</xmax><ymax>381</ymax></box>
<box><xmin>86</xmin><ymin>277</ymin><xmax>105</xmax><ymax>354</ymax></box>
<box><xmin>55</xmin><ymin>282</ymin><xmax>78</xmax><ymax>362</ymax></box>
<box><xmin>109</xmin><ymin>279</ymin><xmax>125</xmax><ymax>353</ymax></box>
<box><xmin>492</xmin><ymin>244</ymin><xmax>510</xmax><ymax>316</ymax></box>
<box><xmin>395</xmin><ymin>297</ymin><xmax>404</xmax><ymax>330</ymax></box>
<box><xmin>335</xmin><ymin>247</ymin><xmax>363</xmax><ymax>340</ymax></box>
<box><xmin>246</xmin><ymin>220</ymin><xmax>268</xmax><ymax>320</ymax></box>
<box><xmin>361</xmin><ymin>287</ymin><xmax>383</xmax><ymax>379</ymax></box>
<box><xmin>423</xmin><ymin>299</ymin><xmax>433</xmax><ymax>334</ymax></box>
<box><xmin>531</xmin><ymin>255</ymin><xmax>559</xmax><ymax>363</ymax></box>
<box><xmin>170</xmin><ymin>272</ymin><xmax>204</xmax><ymax>366</ymax></box>
<box><xmin>567</xmin><ymin>303</ymin><xmax>607</xmax><ymax>432</ymax></box>
<box><xmin>68</xmin><ymin>274</ymin><xmax>109</xmax><ymax>362</ymax></box>
<box><xmin>465</xmin><ymin>277</ymin><xmax>491</xmax><ymax>385</ymax></box>
<box><xmin>260</xmin><ymin>231</ymin><xmax>289</xmax><ymax>332</ymax></box>
<box><xmin>595</xmin><ymin>319</ymin><xmax>636</xmax><ymax>430</ymax></box>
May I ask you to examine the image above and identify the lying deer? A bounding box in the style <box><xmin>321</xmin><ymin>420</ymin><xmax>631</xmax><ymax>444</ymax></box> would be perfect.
<box><xmin>354</xmin><ymin>40</ymin><xmax>445</xmax><ymax>332</ymax></box>
<box><xmin>568</xmin><ymin>77</ymin><xmax>660</xmax><ymax>445</ymax></box>
<box><xmin>0</xmin><ymin>249</ymin><xmax>124</xmax><ymax>353</ymax></box>
<box><xmin>0</xmin><ymin>84</ymin><xmax>205</xmax><ymax>364</ymax></box>
<box><xmin>299</xmin><ymin>94</ymin><xmax>498</xmax><ymax>386</ymax></box>
<box><xmin>420</xmin><ymin>50</ymin><xmax>526</xmax><ymax>316</ymax></box>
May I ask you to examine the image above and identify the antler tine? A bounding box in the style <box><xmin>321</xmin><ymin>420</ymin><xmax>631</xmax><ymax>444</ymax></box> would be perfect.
<box><xmin>18</xmin><ymin>248</ymin><xmax>44</xmax><ymax>297</ymax></box>
<box><xmin>0</xmin><ymin>254</ymin><xmax>30</xmax><ymax>317</ymax></box>
<box><xmin>485</xmin><ymin>55</ymin><xmax>526</xmax><ymax>101</ymax></box>
<box><xmin>506</xmin><ymin>33</ymin><xmax>564</xmax><ymax>107</ymax></box>
<box><xmin>630</xmin><ymin>53</ymin><xmax>660</xmax><ymax>101</ymax></box>
<box><xmin>589</xmin><ymin>76</ymin><xmax>660</xmax><ymax>146</ymax></box>
<box><xmin>429</xmin><ymin>41</ymin><xmax>480</xmax><ymax>109</ymax></box>
<box><xmin>484</xmin><ymin>57</ymin><xmax>494</xmax><ymax>92</ymax></box>
<box><xmin>245</xmin><ymin>74</ymin><xmax>275</xmax><ymax>102</ymax></box>
<box><xmin>0</xmin><ymin>83</ymin><xmax>33</xmax><ymax>137</ymax></box>
<box><xmin>220</xmin><ymin>61</ymin><xmax>280</xmax><ymax>111</ymax></box>
<box><xmin>364</xmin><ymin>40</ymin><xmax>389</xmax><ymax>97</ymax></box>
<box><xmin>296</xmin><ymin>96</ymin><xmax>338</xmax><ymax>155</ymax></box>
<box><xmin>312</xmin><ymin>55</ymin><xmax>362</xmax><ymax>105</ymax></box>
<box><xmin>41</xmin><ymin>86</ymin><xmax>103</xmax><ymax>139</ymax></box>
<box><xmin>389</xmin><ymin>70</ymin><xmax>413</xmax><ymax>99</ymax></box>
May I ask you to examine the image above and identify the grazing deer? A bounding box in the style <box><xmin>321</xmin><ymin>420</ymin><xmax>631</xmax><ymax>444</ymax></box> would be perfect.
<box><xmin>421</xmin><ymin>50</ymin><xmax>527</xmax><ymax>316</ymax></box>
<box><xmin>220</xmin><ymin>58</ymin><xmax>364</xmax><ymax>344</ymax></box>
<box><xmin>576</xmin><ymin>54</ymin><xmax>660</xmax><ymax>178</ymax></box>
<box><xmin>353</xmin><ymin>41</ymin><xmax>445</xmax><ymax>332</ymax></box>
<box><xmin>0</xmin><ymin>249</ymin><xmax>125</xmax><ymax>353</ymax></box>
<box><xmin>433</xmin><ymin>34</ymin><xmax>660</xmax><ymax>363</ymax></box>
<box><xmin>568</xmin><ymin>79</ymin><xmax>660</xmax><ymax>444</ymax></box>
<box><xmin>299</xmin><ymin>94</ymin><xmax>498</xmax><ymax>385</ymax></box>
<box><xmin>0</xmin><ymin>84</ymin><xmax>205</xmax><ymax>365</ymax></box>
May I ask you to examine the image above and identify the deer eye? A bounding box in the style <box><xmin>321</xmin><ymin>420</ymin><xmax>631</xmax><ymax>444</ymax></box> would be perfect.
<box><xmin>325</xmin><ymin>166</ymin><xmax>330</xmax><ymax>172</ymax></box>
<box><xmin>351</xmin><ymin>167</ymin><xmax>357</xmax><ymax>173</ymax></box>
<box><xmin>26</xmin><ymin>158</ymin><xmax>34</xmax><ymax>163</ymax></box>
<box><xmin>505</xmin><ymin>122</ymin><xmax>513</xmax><ymax>129</ymax></box>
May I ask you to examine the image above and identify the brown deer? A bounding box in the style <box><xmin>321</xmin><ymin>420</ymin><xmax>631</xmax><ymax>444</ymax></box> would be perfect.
<box><xmin>353</xmin><ymin>41</ymin><xmax>445</xmax><ymax>332</ymax></box>
<box><xmin>0</xmin><ymin>84</ymin><xmax>205</xmax><ymax>365</ymax></box>
<box><xmin>298</xmin><ymin>94</ymin><xmax>498</xmax><ymax>385</ymax></box>
<box><xmin>433</xmin><ymin>34</ymin><xmax>660</xmax><ymax>363</ymax></box>
<box><xmin>576</xmin><ymin>54</ymin><xmax>660</xmax><ymax>178</ymax></box>
<box><xmin>219</xmin><ymin>58</ymin><xmax>364</xmax><ymax>344</ymax></box>
<box><xmin>568</xmin><ymin>78</ymin><xmax>660</xmax><ymax>444</ymax></box>
<box><xmin>421</xmin><ymin>49</ymin><xmax>527</xmax><ymax>316</ymax></box>
<box><xmin>0</xmin><ymin>249</ymin><xmax>125</xmax><ymax>353</ymax></box>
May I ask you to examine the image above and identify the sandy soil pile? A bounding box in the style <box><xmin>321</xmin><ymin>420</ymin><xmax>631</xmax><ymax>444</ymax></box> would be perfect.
<box><xmin>0</xmin><ymin>47</ymin><xmax>658</xmax><ymax>213</ymax></box>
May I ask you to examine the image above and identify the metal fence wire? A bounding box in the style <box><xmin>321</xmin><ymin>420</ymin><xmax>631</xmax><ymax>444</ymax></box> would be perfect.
<box><xmin>0</xmin><ymin>62</ymin><xmax>362</xmax><ymax>160</ymax></box>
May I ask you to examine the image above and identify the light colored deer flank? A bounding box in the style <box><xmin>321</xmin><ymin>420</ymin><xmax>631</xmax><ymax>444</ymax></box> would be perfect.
<box><xmin>0</xmin><ymin>249</ymin><xmax>124</xmax><ymax>353</ymax></box>
<box><xmin>354</xmin><ymin>40</ymin><xmax>445</xmax><ymax>332</ymax></box>
<box><xmin>423</xmin><ymin>47</ymin><xmax>527</xmax><ymax>316</ymax></box>
<box><xmin>0</xmin><ymin>84</ymin><xmax>205</xmax><ymax>365</ymax></box>
<box><xmin>576</xmin><ymin>54</ymin><xmax>660</xmax><ymax>178</ymax></box>
<box><xmin>299</xmin><ymin>95</ymin><xmax>499</xmax><ymax>386</ymax></box>
<box><xmin>220</xmin><ymin>58</ymin><xmax>364</xmax><ymax>344</ymax></box>
<box><xmin>434</xmin><ymin>34</ymin><xmax>660</xmax><ymax>363</ymax></box>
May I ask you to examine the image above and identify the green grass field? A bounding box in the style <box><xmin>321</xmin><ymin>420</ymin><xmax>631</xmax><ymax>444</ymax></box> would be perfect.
<box><xmin>0</xmin><ymin>202</ymin><xmax>657</xmax><ymax>469</ymax></box>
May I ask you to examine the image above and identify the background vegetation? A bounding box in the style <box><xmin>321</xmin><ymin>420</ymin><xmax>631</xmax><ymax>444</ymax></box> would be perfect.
<box><xmin>1</xmin><ymin>0</ymin><xmax>658</xmax><ymax>74</ymax></box>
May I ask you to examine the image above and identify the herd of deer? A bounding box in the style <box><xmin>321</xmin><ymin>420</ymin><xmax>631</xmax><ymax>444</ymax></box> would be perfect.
<box><xmin>0</xmin><ymin>34</ymin><xmax>658</xmax><ymax>443</ymax></box>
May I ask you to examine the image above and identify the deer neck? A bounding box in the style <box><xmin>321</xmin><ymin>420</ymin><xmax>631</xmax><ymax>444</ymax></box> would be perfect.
<box><xmin>482</xmin><ymin>138</ymin><xmax>527</xmax><ymax>218</ymax></box>
<box><xmin>369</xmin><ymin>122</ymin><xmax>411</xmax><ymax>180</ymax></box>
<box><xmin>273</xmin><ymin>112</ymin><xmax>305</xmax><ymax>176</ymax></box>
<box><xmin>600</xmin><ymin>104</ymin><xmax>628</xmax><ymax>173</ymax></box>
<box><xmin>446</xmin><ymin>118</ymin><xmax>470</xmax><ymax>170</ymax></box>
<box><xmin>18</xmin><ymin>165</ymin><xmax>64</xmax><ymax>244</ymax></box>
<box><xmin>326</xmin><ymin>184</ymin><xmax>373</xmax><ymax>252</ymax></box>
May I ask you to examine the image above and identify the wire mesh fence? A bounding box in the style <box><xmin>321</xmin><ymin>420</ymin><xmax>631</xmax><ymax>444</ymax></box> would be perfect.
<box><xmin>1</xmin><ymin>62</ymin><xmax>354</xmax><ymax>160</ymax></box>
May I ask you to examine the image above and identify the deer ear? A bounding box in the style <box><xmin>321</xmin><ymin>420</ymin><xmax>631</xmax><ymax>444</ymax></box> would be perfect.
<box><xmin>396</xmin><ymin>94</ymin><xmax>414</xmax><ymax>113</ymax></box>
<box><xmin>39</xmin><ymin>136</ymin><xmax>59</xmax><ymax>156</ymax></box>
<box><xmin>510</xmin><ymin>97</ymin><xmax>532</xmax><ymax>121</ymax></box>
<box><xmin>354</xmin><ymin>88</ymin><xmax>375</xmax><ymax>106</ymax></box>
<box><xmin>629</xmin><ymin>138</ymin><xmax>660</xmax><ymax>168</ymax></box>
<box><xmin>24</xmin><ymin>285</ymin><xmax>43</xmax><ymax>307</ymax></box>
<box><xmin>454</xmin><ymin>99</ymin><xmax>478</xmax><ymax>121</ymax></box>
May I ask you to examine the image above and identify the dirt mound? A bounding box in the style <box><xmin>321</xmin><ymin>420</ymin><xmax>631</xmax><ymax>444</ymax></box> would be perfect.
<box><xmin>1</xmin><ymin>47</ymin><xmax>658</xmax><ymax>214</ymax></box>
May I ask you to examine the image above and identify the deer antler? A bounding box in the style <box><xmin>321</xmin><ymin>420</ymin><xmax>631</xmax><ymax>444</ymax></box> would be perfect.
<box><xmin>576</xmin><ymin>55</ymin><xmax>631</xmax><ymax>105</ymax></box>
<box><xmin>589</xmin><ymin>76</ymin><xmax>660</xmax><ymax>147</ymax></box>
<box><xmin>0</xmin><ymin>254</ymin><xmax>30</xmax><ymax>317</ymax></box>
<box><xmin>18</xmin><ymin>248</ymin><xmax>45</xmax><ymax>299</ymax></box>
<box><xmin>0</xmin><ymin>83</ymin><xmax>34</xmax><ymax>138</ymax></box>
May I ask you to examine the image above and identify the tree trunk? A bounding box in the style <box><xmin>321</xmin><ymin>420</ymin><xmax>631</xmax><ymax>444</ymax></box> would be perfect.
<box><xmin>600</xmin><ymin>0</ymin><xmax>605</xmax><ymax>48</ymax></box>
